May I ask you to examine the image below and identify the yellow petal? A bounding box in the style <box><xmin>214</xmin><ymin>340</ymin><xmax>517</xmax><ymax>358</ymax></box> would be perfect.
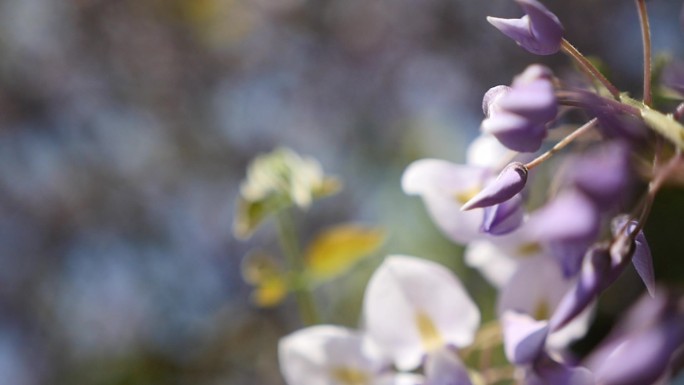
<box><xmin>251</xmin><ymin>276</ymin><xmax>288</xmax><ymax>307</ymax></box>
<box><xmin>304</xmin><ymin>225</ymin><xmax>385</xmax><ymax>280</ymax></box>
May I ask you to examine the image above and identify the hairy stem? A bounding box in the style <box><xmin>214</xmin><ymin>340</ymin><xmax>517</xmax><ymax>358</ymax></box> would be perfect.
<box><xmin>561</xmin><ymin>39</ymin><xmax>620</xmax><ymax>99</ymax></box>
<box><xmin>636</xmin><ymin>0</ymin><xmax>653</xmax><ymax>106</ymax></box>
<box><xmin>525</xmin><ymin>118</ymin><xmax>598</xmax><ymax>170</ymax></box>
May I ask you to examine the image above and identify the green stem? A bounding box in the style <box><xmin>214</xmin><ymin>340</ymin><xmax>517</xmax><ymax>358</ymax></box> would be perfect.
<box><xmin>636</xmin><ymin>0</ymin><xmax>653</xmax><ymax>106</ymax></box>
<box><xmin>276</xmin><ymin>210</ymin><xmax>320</xmax><ymax>325</ymax></box>
<box><xmin>561</xmin><ymin>39</ymin><xmax>620</xmax><ymax>99</ymax></box>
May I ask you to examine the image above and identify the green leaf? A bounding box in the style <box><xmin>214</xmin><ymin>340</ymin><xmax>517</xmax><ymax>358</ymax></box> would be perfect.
<box><xmin>304</xmin><ymin>224</ymin><xmax>386</xmax><ymax>281</ymax></box>
<box><xmin>621</xmin><ymin>95</ymin><xmax>684</xmax><ymax>150</ymax></box>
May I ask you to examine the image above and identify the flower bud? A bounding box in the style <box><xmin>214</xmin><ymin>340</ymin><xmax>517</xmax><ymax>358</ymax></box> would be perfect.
<box><xmin>462</xmin><ymin>162</ymin><xmax>528</xmax><ymax>211</ymax></box>
<box><xmin>487</xmin><ymin>0</ymin><xmax>564</xmax><ymax>56</ymax></box>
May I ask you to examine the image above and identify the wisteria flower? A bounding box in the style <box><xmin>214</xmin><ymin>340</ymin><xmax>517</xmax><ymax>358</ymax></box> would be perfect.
<box><xmin>401</xmin><ymin>159</ymin><xmax>490</xmax><ymax>244</ymax></box>
<box><xmin>363</xmin><ymin>255</ymin><xmax>480</xmax><ymax>371</ymax></box>
<box><xmin>278</xmin><ymin>325</ymin><xmax>390</xmax><ymax>385</ymax></box>
<box><xmin>487</xmin><ymin>0</ymin><xmax>564</xmax><ymax>55</ymax></box>
<box><xmin>481</xmin><ymin>65</ymin><xmax>558</xmax><ymax>152</ymax></box>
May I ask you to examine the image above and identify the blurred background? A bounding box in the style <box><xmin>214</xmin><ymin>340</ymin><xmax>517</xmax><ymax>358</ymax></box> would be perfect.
<box><xmin>0</xmin><ymin>0</ymin><xmax>683</xmax><ymax>384</ymax></box>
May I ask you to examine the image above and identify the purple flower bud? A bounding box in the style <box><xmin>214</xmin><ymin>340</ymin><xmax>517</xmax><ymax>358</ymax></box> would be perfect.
<box><xmin>487</xmin><ymin>0</ymin><xmax>564</xmax><ymax>55</ymax></box>
<box><xmin>565</xmin><ymin>142</ymin><xmax>631</xmax><ymax>208</ymax></box>
<box><xmin>481</xmin><ymin>65</ymin><xmax>557</xmax><ymax>152</ymax></box>
<box><xmin>611</xmin><ymin>215</ymin><xmax>655</xmax><ymax>297</ymax></box>
<box><xmin>462</xmin><ymin>162</ymin><xmax>528</xmax><ymax>211</ymax></box>
<box><xmin>482</xmin><ymin>194</ymin><xmax>525</xmax><ymax>235</ymax></box>
<box><xmin>549</xmin><ymin>245</ymin><xmax>611</xmax><ymax>332</ymax></box>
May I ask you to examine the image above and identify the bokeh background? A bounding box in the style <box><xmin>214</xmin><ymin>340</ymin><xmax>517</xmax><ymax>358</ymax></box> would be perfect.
<box><xmin>0</xmin><ymin>0</ymin><xmax>683</xmax><ymax>384</ymax></box>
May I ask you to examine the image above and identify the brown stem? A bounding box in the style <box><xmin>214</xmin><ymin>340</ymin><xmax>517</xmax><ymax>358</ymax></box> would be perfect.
<box><xmin>525</xmin><ymin>119</ymin><xmax>598</xmax><ymax>170</ymax></box>
<box><xmin>561</xmin><ymin>39</ymin><xmax>621</xmax><ymax>99</ymax></box>
<box><xmin>636</xmin><ymin>0</ymin><xmax>653</xmax><ymax>106</ymax></box>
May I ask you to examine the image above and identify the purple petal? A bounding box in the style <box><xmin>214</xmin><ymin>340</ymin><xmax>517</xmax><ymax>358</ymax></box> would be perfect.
<box><xmin>462</xmin><ymin>162</ymin><xmax>528</xmax><ymax>210</ymax></box>
<box><xmin>610</xmin><ymin>215</ymin><xmax>655</xmax><ymax>296</ymax></box>
<box><xmin>588</xmin><ymin>318</ymin><xmax>684</xmax><ymax>385</ymax></box>
<box><xmin>481</xmin><ymin>194</ymin><xmax>525</xmax><ymax>235</ymax></box>
<box><xmin>482</xmin><ymin>112</ymin><xmax>547</xmax><ymax>152</ymax></box>
<box><xmin>633</xmin><ymin>233</ymin><xmax>656</xmax><ymax>297</ymax></box>
<box><xmin>549</xmin><ymin>246</ymin><xmax>610</xmax><ymax>332</ymax></box>
<box><xmin>424</xmin><ymin>347</ymin><xmax>473</xmax><ymax>385</ymax></box>
<box><xmin>565</xmin><ymin>142</ymin><xmax>631</xmax><ymax>208</ymax></box>
<box><xmin>502</xmin><ymin>311</ymin><xmax>549</xmax><ymax>365</ymax></box>
<box><xmin>527</xmin><ymin>355</ymin><xmax>595</xmax><ymax>385</ymax></box>
<box><xmin>518</xmin><ymin>0</ymin><xmax>563</xmax><ymax>55</ymax></box>
<box><xmin>498</xmin><ymin>80</ymin><xmax>557</xmax><ymax>123</ymax></box>
<box><xmin>487</xmin><ymin>0</ymin><xmax>563</xmax><ymax>56</ymax></box>
<box><xmin>527</xmin><ymin>191</ymin><xmax>599</xmax><ymax>275</ymax></box>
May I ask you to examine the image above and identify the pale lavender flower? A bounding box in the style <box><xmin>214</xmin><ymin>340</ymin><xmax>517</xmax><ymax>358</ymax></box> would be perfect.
<box><xmin>481</xmin><ymin>65</ymin><xmax>558</xmax><ymax>152</ymax></box>
<box><xmin>402</xmin><ymin>159</ymin><xmax>490</xmax><ymax>244</ymax></box>
<box><xmin>363</xmin><ymin>256</ymin><xmax>480</xmax><ymax>371</ymax></box>
<box><xmin>584</xmin><ymin>291</ymin><xmax>684</xmax><ymax>385</ymax></box>
<box><xmin>487</xmin><ymin>0</ymin><xmax>564</xmax><ymax>55</ymax></box>
<box><xmin>564</xmin><ymin>142</ymin><xmax>631</xmax><ymax>208</ymax></box>
<box><xmin>498</xmin><ymin>255</ymin><xmax>594</xmax><ymax>356</ymax></box>
<box><xmin>526</xmin><ymin>190</ymin><xmax>600</xmax><ymax>276</ymax></box>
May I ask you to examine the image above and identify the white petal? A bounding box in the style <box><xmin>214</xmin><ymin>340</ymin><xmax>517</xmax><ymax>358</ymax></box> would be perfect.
<box><xmin>464</xmin><ymin>240</ymin><xmax>520</xmax><ymax>288</ymax></box>
<box><xmin>363</xmin><ymin>256</ymin><xmax>480</xmax><ymax>371</ymax></box>
<box><xmin>278</xmin><ymin>325</ymin><xmax>388</xmax><ymax>385</ymax></box>
<box><xmin>401</xmin><ymin>159</ymin><xmax>489</xmax><ymax>244</ymax></box>
<box><xmin>497</xmin><ymin>256</ymin><xmax>571</xmax><ymax>318</ymax></box>
<box><xmin>466</xmin><ymin>134</ymin><xmax>513</xmax><ymax>169</ymax></box>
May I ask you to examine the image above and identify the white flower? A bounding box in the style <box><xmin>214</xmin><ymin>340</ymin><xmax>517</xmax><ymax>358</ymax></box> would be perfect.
<box><xmin>363</xmin><ymin>255</ymin><xmax>480</xmax><ymax>371</ymax></box>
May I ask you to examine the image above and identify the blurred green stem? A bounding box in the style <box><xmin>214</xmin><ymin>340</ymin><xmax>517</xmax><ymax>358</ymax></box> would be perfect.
<box><xmin>276</xmin><ymin>209</ymin><xmax>320</xmax><ymax>325</ymax></box>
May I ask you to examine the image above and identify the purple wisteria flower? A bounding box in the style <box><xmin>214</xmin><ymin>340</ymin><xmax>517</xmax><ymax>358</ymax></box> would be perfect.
<box><xmin>563</xmin><ymin>141</ymin><xmax>631</xmax><ymax>208</ymax></box>
<box><xmin>584</xmin><ymin>291</ymin><xmax>684</xmax><ymax>385</ymax></box>
<box><xmin>549</xmin><ymin>216</ymin><xmax>654</xmax><ymax>332</ymax></box>
<box><xmin>461</xmin><ymin>162</ymin><xmax>528</xmax><ymax>210</ymax></box>
<box><xmin>481</xmin><ymin>65</ymin><xmax>558</xmax><ymax>152</ymax></box>
<box><xmin>487</xmin><ymin>0</ymin><xmax>564</xmax><ymax>55</ymax></box>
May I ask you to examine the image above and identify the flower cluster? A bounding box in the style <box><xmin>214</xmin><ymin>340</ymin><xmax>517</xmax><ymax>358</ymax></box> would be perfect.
<box><xmin>270</xmin><ymin>1</ymin><xmax>684</xmax><ymax>384</ymax></box>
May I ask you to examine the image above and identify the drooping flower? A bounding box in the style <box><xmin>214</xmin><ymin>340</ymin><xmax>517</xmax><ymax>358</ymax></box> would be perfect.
<box><xmin>481</xmin><ymin>65</ymin><xmax>558</xmax><ymax>152</ymax></box>
<box><xmin>487</xmin><ymin>0</ymin><xmax>564</xmax><ymax>55</ymax></box>
<box><xmin>363</xmin><ymin>256</ymin><xmax>480</xmax><ymax>371</ymax></box>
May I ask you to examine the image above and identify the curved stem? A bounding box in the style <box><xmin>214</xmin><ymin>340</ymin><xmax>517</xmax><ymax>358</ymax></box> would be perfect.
<box><xmin>561</xmin><ymin>39</ymin><xmax>621</xmax><ymax>99</ymax></box>
<box><xmin>276</xmin><ymin>210</ymin><xmax>320</xmax><ymax>325</ymax></box>
<box><xmin>525</xmin><ymin>118</ymin><xmax>598</xmax><ymax>170</ymax></box>
<box><xmin>636</xmin><ymin>0</ymin><xmax>653</xmax><ymax>106</ymax></box>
